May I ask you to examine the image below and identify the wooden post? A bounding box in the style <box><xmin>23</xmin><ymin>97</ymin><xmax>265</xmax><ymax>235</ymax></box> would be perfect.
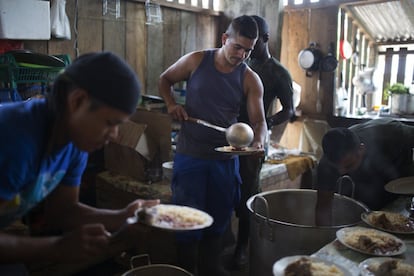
<box><xmin>397</xmin><ymin>47</ymin><xmax>407</xmax><ymax>84</ymax></box>
<box><xmin>382</xmin><ymin>47</ymin><xmax>393</xmax><ymax>105</ymax></box>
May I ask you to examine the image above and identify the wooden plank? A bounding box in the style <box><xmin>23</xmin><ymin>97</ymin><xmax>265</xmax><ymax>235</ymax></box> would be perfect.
<box><xmin>196</xmin><ymin>14</ymin><xmax>215</xmax><ymax>49</ymax></box>
<box><xmin>180</xmin><ymin>11</ymin><xmax>197</xmax><ymax>55</ymax></box>
<box><xmin>126</xmin><ymin>2</ymin><xmax>147</xmax><ymax>93</ymax></box>
<box><xmin>282</xmin><ymin>9</ymin><xmax>310</xmax><ymax>115</ymax></box>
<box><xmin>77</xmin><ymin>0</ymin><xmax>103</xmax><ymax>55</ymax></box>
<box><xmin>146</xmin><ymin>19</ymin><xmax>164</xmax><ymax>95</ymax></box>
<box><xmin>103</xmin><ymin>1</ymin><xmax>126</xmax><ymax>57</ymax></box>
<box><xmin>259</xmin><ymin>0</ymin><xmax>283</xmax><ymax>59</ymax></box>
<box><xmin>397</xmin><ymin>48</ymin><xmax>407</xmax><ymax>84</ymax></box>
<box><xmin>383</xmin><ymin>48</ymin><xmax>393</xmax><ymax>90</ymax></box>
<box><xmin>163</xmin><ymin>9</ymin><xmax>181</xmax><ymax>69</ymax></box>
<box><xmin>23</xmin><ymin>41</ymin><xmax>48</xmax><ymax>55</ymax></box>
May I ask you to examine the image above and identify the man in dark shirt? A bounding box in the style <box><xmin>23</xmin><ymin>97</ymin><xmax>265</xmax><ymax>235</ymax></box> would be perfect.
<box><xmin>315</xmin><ymin>118</ymin><xmax>414</xmax><ymax>225</ymax></box>
<box><xmin>233</xmin><ymin>15</ymin><xmax>294</xmax><ymax>268</ymax></box>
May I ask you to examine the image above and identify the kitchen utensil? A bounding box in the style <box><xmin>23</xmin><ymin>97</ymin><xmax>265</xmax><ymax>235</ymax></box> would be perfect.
<box><xmin>339</xmin><ymin>39</ymin><xmax>353</xmax><ymax>59</ymax></box>
<box><xmin>214</xmin><ymin>146</ymin><xmax>261</xmax><ymax>155</ymax></box>
<box><xmin>298</xmin><ymin>42</ymin><xmax>322</xmax><ymax>77</ymax></box>
<box><xmin>320</xmin><ymin>42</ymin><xmax>338</xmax><ymax>72</ymax></box>
<box><xmin>162</xmin><ymin>161</ymin><xmax>173</xmax><ymax>181</ymax></box>
<box><xmin>385</xmin><ymin>176</ymin><xmax>414</xmax><ymax>195</ymax></box>
<box><xmin>187</xmin><ymin>117</ymin><xmax>254</xmax><ymax>148</ymax></box>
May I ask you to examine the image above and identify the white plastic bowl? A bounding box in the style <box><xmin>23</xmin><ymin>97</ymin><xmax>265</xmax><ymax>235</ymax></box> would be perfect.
<box><xmin>162</xmin><ymin>161</ymin><xmax>174</xmax><ymax>181</ymax></box>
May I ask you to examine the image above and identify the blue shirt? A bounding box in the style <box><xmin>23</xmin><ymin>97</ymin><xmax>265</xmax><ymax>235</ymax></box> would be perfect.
<box><xmin>0</xmin><ymin>99</ymin><xmax>87</xmax><ymax>228</ymax></box>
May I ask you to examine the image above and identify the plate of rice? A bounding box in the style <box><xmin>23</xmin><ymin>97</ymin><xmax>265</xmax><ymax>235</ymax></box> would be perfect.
<box><xmin>336</xmin><ymin>226</ymin><xmax>406</xmax><ymax>256</ymax></box>
<box><xmin>272</xmin><ymin>255</ymin><xmax>351</xmax><ymax>276</ymax></box>
<box><xmin>361</xmin><ymin>211</ymin><xmax>414</xmax><ymax>234</ymax></box>
<box><xmin>359</xmin><ymin>257</ymin><xmax>414</xmax><ymax>275</ymax></box>
<box><xmin>142</xmin><ymin>204</ymin><xmax>213</xmax><ymax>231</ymax></box>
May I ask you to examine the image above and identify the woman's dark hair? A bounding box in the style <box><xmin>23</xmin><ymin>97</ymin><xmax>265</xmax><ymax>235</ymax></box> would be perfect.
<box><xmin>47</xmin><ymin>73</ymin><xmax>103</xmax><ymax>119</ymax></box>
<box><xmin>47</xmin><ymin>73</ymin><xmax>77</xmax><ymax>119</ymax></box>
<box><xmin>322</xmin><ymin>127</ymin><xmax>361</xmax><ymax>163</ymax></box>
<box><xmin>225</xmin><ymin>15</ymin><xmax>258</xmax><ymax>40</ymax></box>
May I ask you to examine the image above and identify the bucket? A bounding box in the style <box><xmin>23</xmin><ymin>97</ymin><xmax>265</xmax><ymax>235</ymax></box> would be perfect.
<box><xmin>121</xmin><ymin>254</ymin><xmax>192</xmax><ymax>276</ymax></box>
<box><xmin>390</xmin><ymin>94</ymin><xmax>414</xmax><ymax>115</ymax></box>
<box><xmin>121</xmin><ymin>264</ymin><xmax>192</xmax><ymax>276</ymax></box>
<box><xmin>247</xmin><ymin>189</ymin><xmax>368</xmax><ymax>276</ymax></box>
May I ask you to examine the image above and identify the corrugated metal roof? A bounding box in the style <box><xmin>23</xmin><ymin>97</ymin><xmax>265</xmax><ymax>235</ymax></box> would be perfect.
<box><xmin>342</xmin><ymin>0</ymin><xmax>414</xmax><ymax>44</ymax></box>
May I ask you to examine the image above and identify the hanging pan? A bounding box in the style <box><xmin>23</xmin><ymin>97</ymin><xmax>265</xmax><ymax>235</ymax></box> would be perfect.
<box><xmin>320</xmin><ymin>42</ymin><xmax>338</xmax><ymax>72</ymax></box>
<box><xmin>298</xmin><ymin>42</ymin><xmax>322</xmax><ymax>77</ymax></box>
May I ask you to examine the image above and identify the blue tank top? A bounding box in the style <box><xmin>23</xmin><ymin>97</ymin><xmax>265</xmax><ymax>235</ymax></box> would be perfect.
<box><xmin>177</xmin><ymin>49</ymin><xmax>246</xmax><ymax>159</ymax></box>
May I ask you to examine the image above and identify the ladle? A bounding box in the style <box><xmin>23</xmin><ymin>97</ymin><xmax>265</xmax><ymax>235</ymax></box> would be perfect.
<box><xmin>187</xmin><ymin>117</ymin><xmax>254</xmax><ymax>148</ymax></box>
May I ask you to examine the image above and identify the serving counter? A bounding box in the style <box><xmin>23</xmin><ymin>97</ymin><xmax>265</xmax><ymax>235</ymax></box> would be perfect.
<box><xmin>260</xmin><ymin>154</ymin><xmax>316</xmax><ymax>192</ymax></box>
<box><xmin>311</xmin><ymin>196</ymin><xmax>414</xmax><ymax>275</ymax></box>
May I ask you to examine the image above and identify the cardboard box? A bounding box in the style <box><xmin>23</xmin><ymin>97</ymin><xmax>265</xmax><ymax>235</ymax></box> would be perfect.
<box><xmin>104</xmin><ymin>109</ymin><xmax>172</xmax><ymax>182</ymax></box>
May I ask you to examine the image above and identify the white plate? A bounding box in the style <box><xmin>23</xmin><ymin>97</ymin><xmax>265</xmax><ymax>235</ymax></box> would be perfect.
<box><xmin>384</xmin><ymin>177</ymin><xmax>414</xmax><ymax>195</ymax></box>
<box><xmin>359</xmin><ymin>257</ymin><xmax>414</xmax><ymax>276</ymax></box>
<box><xmin>361</xmin><ymin>211</ymin><xmax>414</xmax><ymax>234</ymax></box>
<box><xmin>336</xmin><ymin>226</ymin><xmax>406</xmax><ymax>256</ymax></box>
<box><xmin>142</xmin><ymin>204</ymin><xmax>213</xmax><ymax>231</ymax></box>
<box><xmin>215</xmin><ymin>146</ymin><xmax>262</xmax><ymax>155</ymax></box>
<box><xmin>273</xmin><ymin>255</ymin><xmax>352</xmax><ymax>276</ymax></box>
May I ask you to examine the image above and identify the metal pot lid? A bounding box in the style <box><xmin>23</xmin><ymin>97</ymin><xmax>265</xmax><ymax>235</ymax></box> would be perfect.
<box><xmin>298</xmin><ymin>49</ymin><xmax>315</xmax><ymax>70</ymax></box>
<box><xmin>298</xmin><ymin>42</ymin><xmax>322</xmax><ymax>73</ymax></box>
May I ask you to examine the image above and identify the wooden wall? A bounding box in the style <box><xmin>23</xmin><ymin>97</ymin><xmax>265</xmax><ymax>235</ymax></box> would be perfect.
<box><xmin>19</xmin><ymin>0</ymin><xmax>339</xmax><ymax>121</ymax></box>
<box><xmin>281</xmin><ymin>6</ymin><xmax>338</xmax><ymax>120</ymax></box>
<box><xmin>23</xmin><ymin>0</ymin><xmax>220</xmax><ymax>96</ymax></box>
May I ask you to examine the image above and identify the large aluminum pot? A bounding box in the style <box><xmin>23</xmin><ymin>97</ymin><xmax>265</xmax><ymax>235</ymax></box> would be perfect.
<box><xmin>247</xmin><ymin>189</ymin><xmax>369</xmax><ymax>276</ymax></box>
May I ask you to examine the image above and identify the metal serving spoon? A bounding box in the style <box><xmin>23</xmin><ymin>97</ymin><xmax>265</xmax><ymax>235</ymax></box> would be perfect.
<box><xmin>187</xmin><ymin>117</ymin><xmax>254</xmax><ymax>148</ymax></box>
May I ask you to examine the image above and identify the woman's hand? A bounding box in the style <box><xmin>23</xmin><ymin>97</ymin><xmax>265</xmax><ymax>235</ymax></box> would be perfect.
<box><xmin>110</xmin><ymin>199</ymin><xmax>160</xmax><ymax>246</ymax></box>
<box><xmin>124</xmin><ymin>199</ymin><xmax>160</xmax><ymax>218</ymax></box>
<box><xmin>52</xmin><ymin>223</ymin><xmax>111</xmax><ymax>262</ymax></box>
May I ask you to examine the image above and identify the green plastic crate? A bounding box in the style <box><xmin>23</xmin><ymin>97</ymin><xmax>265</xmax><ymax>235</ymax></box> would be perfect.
<box><xmin>0</xmin><ymin>53</ymin><xmax>69</xmax><ymax>89</ymax></box>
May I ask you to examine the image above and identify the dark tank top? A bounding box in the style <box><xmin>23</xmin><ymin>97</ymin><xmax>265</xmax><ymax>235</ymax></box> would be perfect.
<box><xmin>177</xmin><ymin>49</ymin><xmax>246</xmax><ymax>159</ymax></box>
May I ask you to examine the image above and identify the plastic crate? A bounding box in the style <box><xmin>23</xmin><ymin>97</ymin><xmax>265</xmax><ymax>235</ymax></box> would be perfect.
<box><xmin>0</xmin><ymin>53</ymin><xmax>69</xmax><ymax>89</ymax></box>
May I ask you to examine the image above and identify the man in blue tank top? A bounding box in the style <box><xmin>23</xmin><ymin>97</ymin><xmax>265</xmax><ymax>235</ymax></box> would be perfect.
<box><xmin>0</xmin><ymin>52</ymin><xmax>159</xmax><ymax>274</ymax></box>
<box><xmin>159</xmin><ymin>15</ymin><xmax>267</xmax><ymax>276</ymax></box>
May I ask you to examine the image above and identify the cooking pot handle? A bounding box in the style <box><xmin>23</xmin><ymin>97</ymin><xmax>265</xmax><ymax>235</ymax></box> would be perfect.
<box><xmin>336</xmin><ymin>175</ymin><xmax>355</xmax><ymax>198</ymax></box>
<box><xmin>130</xmin><ymin>253</ymin><xmax>151</xmax><ymax>268</ymax></box>
<box><xmin>252</xmin><ymin>195</ymin><xmax>270</xmax><ymax>223</ymax></box>
<box><xmin>252</xmin><ymin>195</ymin><xmax>275</xmax><ymax>241</ymax></box>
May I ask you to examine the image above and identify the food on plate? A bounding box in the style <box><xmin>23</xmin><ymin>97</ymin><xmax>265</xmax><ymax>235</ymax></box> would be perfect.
<box><xmin>232</xmin><ymin>146</ymin><xmax>246</xmax><ymax>151</ymax></box>
<box><xmin>364</xmin><ymin>211</ymin><xmax>414</xmax><ymax>233</ymax></box>
<box><xmin>284</xmin><ymin>257</ymin><xmax>344</xmax><ymax>276</ymax></box>
<box><xmin>366</xmin><ymin>259</ymin><xmax>414</xmax><ymax>275</ymax></box>
<box><xmin>146</xmin><ymin>204</ymin><xmax>212</xmax><ymax>229</ymax></box>
<box><xmin>342</xmin><ymin>228</ymin><xmax>403</xmax><ymax>255</ymax></box>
